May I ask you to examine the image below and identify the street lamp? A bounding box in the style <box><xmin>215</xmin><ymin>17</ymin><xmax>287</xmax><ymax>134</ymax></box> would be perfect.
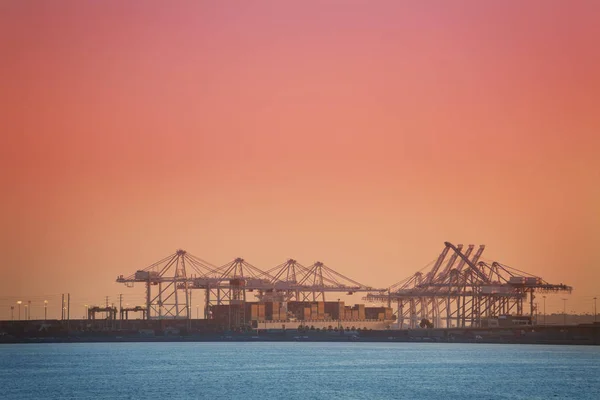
<box><xmin>17</xmin><ymin>301</ymin><xmax>21</xmax><ymax>320</ymax></box>
<box><xmin>24</xmin><ymin>304</ymin><xmax>28</xmax><ymax>320</ymax></box>
<box><xmin>28</xmin><ymin>300</ymin><xmax>31</xmax><ymax>320</ymax></box>
<box><xmin>594</xmin><ymin>297</ymin><xmax>597</xmax><ymax>323</ymax></box>
<box><xmin>44</xmin><ymin>300</ymin><xmax>48</xmax><ymax>320</ymax></box>
<box><xmin>10</xmin><ymin>306</ymin><xmax>14</xmax><ymax>320</ymax></box>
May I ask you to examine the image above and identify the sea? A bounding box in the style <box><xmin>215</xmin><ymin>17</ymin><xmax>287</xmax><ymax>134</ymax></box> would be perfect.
<box><xmin>1</xmin><ymin>342</ymin><xmax>599</xmax><ymax>399</ymax></box>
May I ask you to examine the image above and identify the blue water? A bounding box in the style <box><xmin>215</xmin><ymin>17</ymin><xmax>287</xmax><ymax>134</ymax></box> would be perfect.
<box><xmin>1</xmin><ymin>343</ymin><xmax>599</xmax><ymax>399</ymax></box>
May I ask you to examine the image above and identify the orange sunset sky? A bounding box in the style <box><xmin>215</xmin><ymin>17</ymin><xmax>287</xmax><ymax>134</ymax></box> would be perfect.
<box><xmin>1</xmin><ymin>1</ymin><xmax>599</xmax><ymax>319</ymax></box>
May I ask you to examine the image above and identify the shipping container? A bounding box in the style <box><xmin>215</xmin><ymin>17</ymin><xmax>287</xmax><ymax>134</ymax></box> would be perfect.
<box><xmin>303</xmin><ymin>307</ymin><xmax>311</xmax><ymax>320</ymax></box>
<box><xmin>317</xmin><ymin>301</ymin><xmax>325</xmax><ymax>315</ymax></box>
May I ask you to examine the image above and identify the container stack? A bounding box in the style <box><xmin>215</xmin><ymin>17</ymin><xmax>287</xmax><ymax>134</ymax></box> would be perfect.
<box><xmin>246</xmin><ymin>303</ymin><xmax>266</xmax><ymax>321</ymax></box>
<box><xmin>324</xmin><ymin>301</ymin><xmax>344</xmax><ymax>319</ymax></box>
<box><xmin>216</xmin><ymin>301</ymin><xmax>395</xmax><ymax>323</ymax></box>
<box><xmin>303</xmin><ymin>307</ymin><xmax>311</xmax><ymax>320</ymax></box>
<box><xmin>316</xmin><ymin>301</ymin><xmax>325</xmax><ymax>320</ymax></box>
<box><xmin>210</xmin><ymin>304</ymin><xmax>245</xmax><ymax>325</ymax></box>
<box><xmin>365</xmin><ymin>306</ymin><xmax>394</xmax><ymax>320</ymax></box>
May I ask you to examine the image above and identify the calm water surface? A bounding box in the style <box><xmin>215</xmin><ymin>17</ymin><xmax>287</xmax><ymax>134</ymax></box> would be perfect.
<box><xmin>1</xmin><ymin>343</ymin><xmax>599</xmax><ymax>399</ymax></box>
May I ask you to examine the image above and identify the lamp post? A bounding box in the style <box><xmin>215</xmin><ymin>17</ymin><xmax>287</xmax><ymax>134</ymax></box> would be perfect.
<box><xmin>28</xmin><ymin>300</ymin><xmax>31</xmax><ymax>320</ymax></box>
<box><xmin>24</xmin><ymin>304</ymin><xmax>28</xmax><ymax>320</ymax></box>
<box><xmin>196</xmin><ymin>305</ymin><xmax>199</xmax><ymax>319</ymax></box>
<box><xmin>84</xmin><ymin>305</ymin><xmax>88</xmax><ymax>319</ymax></box>
<box><xmin>10</xmin><ymin>306</ymin><xmax>14</xmax><ymax>320</ymax></box>
<box><xmin>543</xmin><ymin>296</ymin><xmax>546</xmax><ymax>326</ymax></box>
<box><xmin>44</xmin><ymin>300</ymin><xmax>48</xmax><ymax>320</ymax></box>
<box><xmin>562</xmin><ymin>298</ymin><xmax>567</xmax><ymax>325</ymax></box>
<box><xmin>17</xmin><ymin>301</ymin><xmax>21</xmax><ymax>320</ymax></box>
<box><xmin>594</xmin><ymin>297</ymin><xmax>597</xmax><ymax>323</ymax></box>
<box><xmin>337</xmin><ymin>298</ymin><xmax>341</xmax><ymax>330</ymax></box>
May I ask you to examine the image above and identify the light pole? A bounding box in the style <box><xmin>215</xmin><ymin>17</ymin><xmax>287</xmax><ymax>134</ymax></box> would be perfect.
<box><xmin>337</xmin><ymin>298</ymin><xmax>341</xmax><ymax>330</ymax></box>
<box><xmin>543</xmin><ymin>296</ymin><xmax>546</xmax><ymax>326</ymax></box>
<box><xmin>196</xmin><ymin>305</ymin><xmax>199</xmax><ymax>319</ymax></box>
<box><xmin>84</xmin><ymin>305</ymin><xmax>88</xmax><ymax>319</ymax></box>
<box><xmin>10</xmin><ymin>306</ymin><xmax>14</xmax><ymax>320</ymax></box>
<box><xmin>562</xmin><ymin>298</ymin><xmax>567</xmax><ymax>325</ymax></box>
<box><xmin>594</xmin><ymin>297</ymin><xmax>597</xmax><ymax>323</ymax></box>
<box><xmin>28</xmin><ymin>300</ymin><xmax>31</xmax><ymax>320</ymax></box>
<box><xmin>17</xmin><ymin>301</ymin><xmax>21</xmax><ymax>320</ymax></box>
<box><xmin>24</xmin><ymin>304</ymin><xmax>28</xmax><ymax>320</ymax></box>
<box><xmin>44</xmin><ymin>300</ymin><xmax>48</xmax><ymax>320</ymax></box>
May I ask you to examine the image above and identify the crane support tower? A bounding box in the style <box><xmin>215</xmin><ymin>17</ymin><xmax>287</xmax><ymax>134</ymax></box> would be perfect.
<box><xmin>116</xmin><ymin>250</ymin><xmax>218</xmax><ymax>320</ymax></box>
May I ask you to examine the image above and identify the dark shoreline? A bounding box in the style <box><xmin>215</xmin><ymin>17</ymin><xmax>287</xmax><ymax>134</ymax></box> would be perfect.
<box><xmin>2</xmin><ymin>338</ymin><xmax>598</xmax><ymax>345</ymax></box>
<box><xmin>2</xmin><ymin>330</ymin><xmax>599</xmax><ymax>346</ymax></box>
<box><xmin>2</xmin><ymin>319</ymin><xmax>599</xmax><ymax>345</ymax></box>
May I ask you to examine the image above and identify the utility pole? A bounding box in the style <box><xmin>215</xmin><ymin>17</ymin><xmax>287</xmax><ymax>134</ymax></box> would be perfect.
<box><xmin>28</xmin><ymin>300</ymin><xmax>31</xmax><ymax>320</ymax></box>
<box><xmin>17</xmin><ymin>301</ymin><xmax>21</xmax><ymax>320</ymax></box>
<box><xmin>61</xmin><ymin>294</ymin><xmax>65</xmax><ymax>320</ymax></box>
<box><xmin>44</xmin><ymin>300</ymin><xmax>48</xmax><ymax>321</ymax></box>
<box><xmin>10</xmin><ymin>306</ymin><xmax>14</xmax><ymax>321</ymax></box>
<box><xmin>105</xmin><ymin>296</ymin><xmax>109</xmax><ymax>308</ymax></box>
<box><xmin>562</xmin><ymin>298</ymin><xmax>567</xmax><ymax>325</ymax></box>
<box><xmin>594</xmin><ymin>297</ymin><xmax>597</xmax><ymax>323</ymax></box>
<box><xmin>119</xmin><ymin>294</ymin><xmax>123</xmax><ymax>330</ymax></box>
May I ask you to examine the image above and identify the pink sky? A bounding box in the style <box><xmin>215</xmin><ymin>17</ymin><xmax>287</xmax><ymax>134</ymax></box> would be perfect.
<box><xmin>1</xmin><ymin>1</ymin><xmax>599</xmax><ymax>318</ymax></box>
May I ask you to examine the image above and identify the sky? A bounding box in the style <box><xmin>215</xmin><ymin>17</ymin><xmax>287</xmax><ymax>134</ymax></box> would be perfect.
<box><xmin>1</xmin><ymin>1</ymin><xmax>599</xmax><ymax>319</ymax></box>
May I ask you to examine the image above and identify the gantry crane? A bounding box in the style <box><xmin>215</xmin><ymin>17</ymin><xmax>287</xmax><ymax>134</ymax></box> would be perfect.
<box><xmin>117</xmin><ymin>251</ymin><xmax>385</xmax><ymax>322</ymax></box>
<box><xmin>364</xmin><ymin>242</ymin><xmax>572</xmax><ymax>328</ymax></box>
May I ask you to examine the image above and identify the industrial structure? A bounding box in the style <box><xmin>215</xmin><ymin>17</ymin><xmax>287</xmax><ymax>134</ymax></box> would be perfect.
<box><xmin>116</xmin><ymin>250</ymin><xmax>388</xmax><ymax>329</ymax></box>
<box><xmin>114</xmin><ymin>242</ymin><xmax>572</xmax><ymax>330</ymax></box>
<box><xmin>364</xmin><ymin>242</ymin><xmax>572</xmax><ymax>328</ymax></box>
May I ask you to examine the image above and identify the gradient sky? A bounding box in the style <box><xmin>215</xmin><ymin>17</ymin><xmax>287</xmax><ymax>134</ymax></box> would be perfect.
<box><xmin>1</xmin><ymin>1</ymin><xmax>599</xmax><ymax>319</ymax></box>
